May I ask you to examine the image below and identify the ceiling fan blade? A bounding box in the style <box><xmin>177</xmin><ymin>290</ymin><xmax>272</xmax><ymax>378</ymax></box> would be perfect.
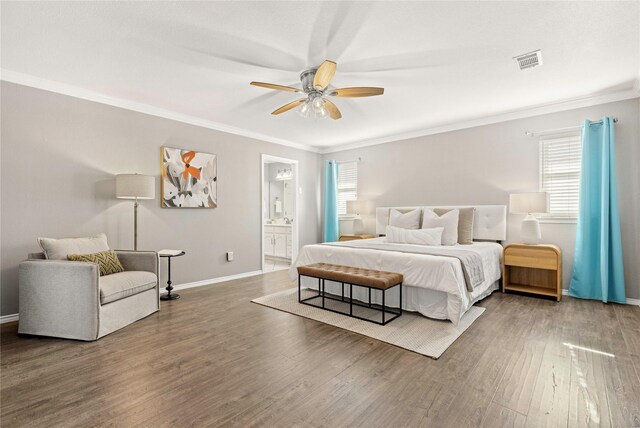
<box><xmin>323</xmin><ymin>99</ymin><xmax>342</xmax><ymax>120</ymax></box>
<box><xmin>328</xmin><ymin>87</ymin><xmax>384</xmax><ymax>97</ymax></box>
<box><xmin>250</xmin><ymin>82</ymin><xmax>300</xmax><ymax>92</ymax></box>
<box><xmin>271</xmin><ymin>99</ymin><xmax>307</xmax><ymax>115</ymax></box>
<box><xmin>313</xmin><ymin>60</ymin><xmax>337</xmax><ymax>90</ymax></box>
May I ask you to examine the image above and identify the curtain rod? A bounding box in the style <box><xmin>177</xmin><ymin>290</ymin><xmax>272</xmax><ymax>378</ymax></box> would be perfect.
<box><xmin>525</xmin><ymin>117</ymin><xmax>618</xmax><ymax>137</ymax></box>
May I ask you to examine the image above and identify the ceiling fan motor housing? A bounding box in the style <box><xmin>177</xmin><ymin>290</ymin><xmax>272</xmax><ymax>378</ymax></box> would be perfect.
<box><xmin>300</xmin><ymin>68</ymin><xmax>318</xmax><ymax>94</ymax></box>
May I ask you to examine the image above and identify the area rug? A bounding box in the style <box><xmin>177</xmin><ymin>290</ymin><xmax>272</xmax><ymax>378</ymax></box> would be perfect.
<box><xmin>251</xmin><ymin>288</ymin><xmax>485</xmax><ymax>359</ymax></box>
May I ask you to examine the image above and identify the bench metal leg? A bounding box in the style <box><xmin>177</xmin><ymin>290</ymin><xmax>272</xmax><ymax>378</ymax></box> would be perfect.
<box><xmin>341</xmin><ymin>282</ymin><xmax>344</xmax><ymax>301</ymax></box>
<box><xmin>298</xmin><ymin>274</ymin><xmax>301</xmax><ymax>303</ymax></box>
<box><xmin>399</xmin><ymin>282</ymin><xmax>403</xmax><ymax>316</ymax></box>
<box><xmin>350</xmin><ymin>283</ymin><xmax>353</xmax><ymax>316</ymax></box>
<box><xmin>382</xmin><ymin>288</ymin><xmax>386</xmax><ymax>324</ymax></box>
<box><xmin>368</xmin><ymin>288</ymin><xmax>371</xmax><ymax>308</ymax></box>
<box><xmin>321</xmin><ymin>278</ymin><xmax>325</xmax><ymax>308</ymax></box>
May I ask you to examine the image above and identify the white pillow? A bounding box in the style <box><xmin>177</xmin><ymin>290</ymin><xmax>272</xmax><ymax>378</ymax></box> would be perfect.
<box><xmin>389</xmin><ymin>208</ymin><xmax>421</xmax><ymax>229</ymax></box>
<box><xmin>422</xmin><ymin>209</ymin><xmax>459</xmax><ymax>245</ymax></box>
<box><xmin>38</xmin><ymin>233</ymin><xmax>110</xmax><ymax>260</ymax></box>
<box><xmin>386</xmin><ymin>225</ymin><xmax>443</xmax><ymax>246</ymax></box>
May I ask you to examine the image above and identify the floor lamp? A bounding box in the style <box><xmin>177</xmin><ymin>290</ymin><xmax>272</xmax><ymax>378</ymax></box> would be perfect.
<box><xmin>116</xmin><ymin>174</ymin><xmax>155</xmax><ymax>251</ymax></box>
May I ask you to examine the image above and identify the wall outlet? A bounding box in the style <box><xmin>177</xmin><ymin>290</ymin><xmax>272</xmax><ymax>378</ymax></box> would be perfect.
<box><xmin>227</xmin><ymin>251</ymin><xmax>234</xmax><ymax>262</ymax></box>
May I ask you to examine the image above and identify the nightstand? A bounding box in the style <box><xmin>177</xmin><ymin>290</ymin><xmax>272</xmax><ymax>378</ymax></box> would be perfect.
<box><xmin>338</xmin><ymin>234</ymin><xmax>376</xmax><ymax>241</ymax></box>
<box><xmin>503</xmin><ymin>244</ymin><xmax>562</xmax><ymax>301</ymax></box>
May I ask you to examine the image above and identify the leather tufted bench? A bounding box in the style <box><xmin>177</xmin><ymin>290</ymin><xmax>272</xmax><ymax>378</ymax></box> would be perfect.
<box><xmin>297</xmin><ymin>263</ymin><xmax>403</xmax><ymax>325</ymax></box>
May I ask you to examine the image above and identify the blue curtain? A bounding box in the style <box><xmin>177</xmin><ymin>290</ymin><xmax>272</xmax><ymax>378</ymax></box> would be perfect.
<box><xmin>324</xmin><ymin>160</ymin><xmax>339</xmax><ymax>242</ymax></box>
<box><xmin>569</xmin><ymin>117</ymin><xmax>625</xmax><ymax>303</ymax></box>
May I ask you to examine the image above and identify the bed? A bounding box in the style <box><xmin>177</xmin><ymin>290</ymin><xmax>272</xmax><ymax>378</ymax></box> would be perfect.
<box><xmin>289</xmin><ymin>205</ymin><xmax>506</xmax><ymax>324</ymax></box>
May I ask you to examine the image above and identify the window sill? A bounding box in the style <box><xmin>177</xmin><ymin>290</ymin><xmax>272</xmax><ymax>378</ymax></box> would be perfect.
<box><xmin>339</xmin><ymin>215</ymin><xmax>356</xmax><ymax>220</ymax></box>
<box><xmin>539</xmin><ymin>217</ymin><xmax>577</xmax><ymax>224</ymax></box>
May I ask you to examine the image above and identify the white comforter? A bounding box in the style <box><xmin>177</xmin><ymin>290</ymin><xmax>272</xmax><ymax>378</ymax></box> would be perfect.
<box><xmin>289</xmin><ymin>238</ymin><xmax>503</xmax><ymax>324</ymax></box>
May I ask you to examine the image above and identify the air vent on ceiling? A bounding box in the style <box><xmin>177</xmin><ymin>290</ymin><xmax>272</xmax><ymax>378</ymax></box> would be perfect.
<box><xmin>514</xmin><ymin>50</ymin><xmax>543</xmax><ymax>70</ymax></box>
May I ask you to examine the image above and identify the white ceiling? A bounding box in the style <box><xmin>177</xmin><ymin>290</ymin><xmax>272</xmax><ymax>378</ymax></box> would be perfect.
<box><xmin>2</xmin><ymin>1</ymin><xmax>639</xmax><ymax>152</ymax></box>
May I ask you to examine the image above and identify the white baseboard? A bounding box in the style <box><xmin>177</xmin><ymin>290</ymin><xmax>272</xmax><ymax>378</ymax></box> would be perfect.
<box><xmin>169</xmin><ymin>270</ymin><xmax>264</xmax><ymax>292</ymax></box>
<box><xmin>561</xmin><ymin>289</ymin><xmax>640</xmax><ymax>305</ymax></box>
<box><xmin>0</xmin><ymin>313</ymin><xmax>19</xmax><ymax>324</ymax></box>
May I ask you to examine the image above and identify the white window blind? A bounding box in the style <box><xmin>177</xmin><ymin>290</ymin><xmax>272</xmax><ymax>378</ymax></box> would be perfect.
<box><xmin>539</xmin><ymin>132</ymin><xmax>582</xmax><ymax>218</ymax></box>
<box><xmin>337</xmin><ymin>161</ymin><xmax>358</xmax><ymax>216</ymax></box>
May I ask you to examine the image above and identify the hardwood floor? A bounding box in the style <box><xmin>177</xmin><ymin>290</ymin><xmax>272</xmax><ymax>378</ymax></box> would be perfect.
<box><xmin>2</xmin><ymin>270</ymin><xmax>639</xmax><ymax>427</ymax></box>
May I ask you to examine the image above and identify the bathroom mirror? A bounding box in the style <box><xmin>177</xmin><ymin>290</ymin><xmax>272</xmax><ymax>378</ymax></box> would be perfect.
<box><xmin>264</xmin><ymin>162</ymin><xmax>295</xmax><ymax>221</ymax></box>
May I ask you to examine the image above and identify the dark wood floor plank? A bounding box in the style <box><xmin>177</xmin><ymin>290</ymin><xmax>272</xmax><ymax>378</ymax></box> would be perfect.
<box><xmin>492</xmin><ymin>340</ymin><xmax>546</xmax><ymax>415</ymax></box>
<box><xmin>524</xmin><ymin>342</ymin><xmax>572</xmax><ymax>428</ymax></box>
<box><xmin>422</xmin><ymin>294</ymin><xmax>539</xmax><ymax>427</ymax></box>
<box><xmin>274</xmin><ymin>343</ymin><xmax>418</xmax><ymax>427</ymax></box>
<box><xmin>481</xmin><ymin>402</ymin><xmax>527</xmax><ymax>428</ymax></box>
<box><xmin>567</xmin><ymin>344</ymin><xmax>613</xmax><ymax>427</ymax></box>
<box><xmin>620</xmin><ymin>327</ymin><xmax>640</xmax><ymax>383</ymax></box>
<box><xmin>602</xmin><ymin>355</ymin><xmax>640</xmax><ymax>427</ymax></box>
<box><xmin>614</xmin><ymin>303</ymin><xmax>640</xmax><ymax>331</ymax></box>
<box><xmin>2</xmin><ymin>270</ymin><xmax>640</xmax><ymax>427</ymax></box>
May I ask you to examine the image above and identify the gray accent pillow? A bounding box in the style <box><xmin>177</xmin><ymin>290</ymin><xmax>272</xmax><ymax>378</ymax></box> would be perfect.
<box><xmin>389</xmin><ymin>208</ymin><xmax>421</xmax><ymax>229</ymax></box>
<box><xmin>38</xmin><ymin>233</ymin><xmax>110</xmax><ymax>260</ymax></box>
<box><xmin>434</xmin><ymin>207</ymin><xmax>475</xmax><ymax>245</ymax></box>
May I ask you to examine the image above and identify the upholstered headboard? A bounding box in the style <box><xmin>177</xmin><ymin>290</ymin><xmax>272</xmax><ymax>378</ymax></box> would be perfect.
<box><xmin>375</xmin><ymin>205</ymin><xmax>507</xmax><ymax>241</ymax></box>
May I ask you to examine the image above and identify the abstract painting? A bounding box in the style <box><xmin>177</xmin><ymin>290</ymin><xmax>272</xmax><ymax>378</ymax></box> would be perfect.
<box><xmin>161</xmin><ymin>147</ymin><xmax>217</xmax><ymax>208</ymax></box>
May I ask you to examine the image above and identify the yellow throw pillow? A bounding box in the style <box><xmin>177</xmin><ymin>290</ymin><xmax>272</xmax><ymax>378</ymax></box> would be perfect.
<box><xmin>67</xmin><ymin>250</ymin><xmax>124</xmax><ymax>276</ymax></box>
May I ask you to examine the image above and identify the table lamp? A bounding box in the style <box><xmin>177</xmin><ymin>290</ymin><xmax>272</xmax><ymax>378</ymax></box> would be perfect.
<box><xmin>509</xmin><ymin>192</ymin><xmax>549</xmax><ymax>244</ymax></box>
<box><xmin>347</xmin><ymin>200</ymin><xmax>372</xmax><ymax>235</ymax></box>
<box><xmin>116</xmin><ymin>174</ymin><xmax>155</xmax><ymax>250</ymax></box>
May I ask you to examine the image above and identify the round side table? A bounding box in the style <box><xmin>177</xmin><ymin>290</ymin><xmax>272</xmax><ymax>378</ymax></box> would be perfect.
<box><xmin>159</xmin><ymin>251</ymin><xmax>185</xmax><ymax>301</ymax></box>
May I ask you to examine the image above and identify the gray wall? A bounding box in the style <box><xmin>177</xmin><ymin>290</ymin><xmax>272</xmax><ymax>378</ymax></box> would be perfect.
<box><xmin>325</xmin><ymin>98</ymin><xmax>640</xmax><ymax>300</ymax></box>
<box><xmin>0</xmin><ymin>82</ymin><xmax>322</xmax><ymax>316</ymax></box>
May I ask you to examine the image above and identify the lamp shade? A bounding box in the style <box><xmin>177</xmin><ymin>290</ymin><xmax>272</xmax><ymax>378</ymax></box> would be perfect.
<box><xmin>346</xmin><ymin>200</ymin><xmax>373</xmax><ymax>215</ymax></box>
<box><xmin>116</xmin><ymin>174</ymin><xmax>155</xmax><ymax>200</ymax></box>
<box><xmin>509</xmin><ymin>192</ymin><xmax>548</xmax><ymax>214</ymax></box>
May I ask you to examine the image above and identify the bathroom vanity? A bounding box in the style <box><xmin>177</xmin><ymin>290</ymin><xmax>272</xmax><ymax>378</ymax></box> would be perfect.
<box><xmin>263</xmin><ymin>224</ymin><xmax>292</xmax><ymax>259</ymax></box>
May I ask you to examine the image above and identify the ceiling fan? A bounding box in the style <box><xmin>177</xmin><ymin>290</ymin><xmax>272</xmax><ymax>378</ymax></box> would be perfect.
<box><xmin>250</xmin><ymin>60</ymin><xmax>384</xmax><ymax>120</ymax></box>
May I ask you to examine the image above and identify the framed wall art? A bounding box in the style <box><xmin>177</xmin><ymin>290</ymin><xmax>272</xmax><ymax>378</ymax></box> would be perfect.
<box><xmin>161</xmin><ymin>146</ymin><xmax>217</xmax><ymax>208</ymax></box>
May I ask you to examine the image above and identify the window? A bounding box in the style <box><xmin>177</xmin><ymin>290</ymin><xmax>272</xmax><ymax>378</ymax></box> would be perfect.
<box><xmin>539</xmin><ymin>132</ymin><xmax>582</xmax><ymax>218</ymax></box>
<box><xmin>337</xmin><ymin>160</ymin><xmax>358</xmax><ymax>216</ymax></box>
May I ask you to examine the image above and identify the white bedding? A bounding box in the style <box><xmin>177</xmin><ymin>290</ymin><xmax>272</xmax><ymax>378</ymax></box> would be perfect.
<box><xmin>289</xmin><ymin>238</ymin><xmax>503</xmax><ymax>324</ymax></box>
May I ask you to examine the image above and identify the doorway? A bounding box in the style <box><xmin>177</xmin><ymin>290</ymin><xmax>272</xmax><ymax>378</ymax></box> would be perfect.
<box><xmin>261</xmin><ymin>154</ymin><xmax>299</xmax><ymax>272</ymax></box>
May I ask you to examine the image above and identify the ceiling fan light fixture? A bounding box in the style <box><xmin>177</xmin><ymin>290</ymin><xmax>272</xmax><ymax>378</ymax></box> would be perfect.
<box><xmin>298</xmin><ymin>100</ymin><xmax>311</xmax><ymax>118</ymax></box>
<box><xmin>311</xmin><ymin>96</ymin><xmax>325</xmax><ymax>113</ymax></box>
<box><xmin>316</xmin><ymin>104</ymin><xmax>329</xmax><ymax>119</ymax></box>
<box><xmin>297</xmin><ymin>94</ymin><xmax>328</xmax><ymax>119</ymax></box>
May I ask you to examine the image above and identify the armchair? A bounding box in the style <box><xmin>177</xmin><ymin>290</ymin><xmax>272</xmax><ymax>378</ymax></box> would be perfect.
<box><xmin>18</xmin><ymin>250</ymin><xmax>160</xmax><ymax>341</ymax></box>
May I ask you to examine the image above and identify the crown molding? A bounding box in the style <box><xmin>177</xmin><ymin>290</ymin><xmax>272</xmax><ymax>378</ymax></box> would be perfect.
<box><xmin>0</xmin><ymin>69</ymin><xmax>320</xmax><ymax>153</ymax></box>
<box><xmin>3</xmin><ymin>69</ymin><xmax>637</xmax><ymax>156</ymax></box>
<box><xmin>319</xmin><ymin>87</ymin><xmax>640</xmax><ymax>154</ymax></box>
